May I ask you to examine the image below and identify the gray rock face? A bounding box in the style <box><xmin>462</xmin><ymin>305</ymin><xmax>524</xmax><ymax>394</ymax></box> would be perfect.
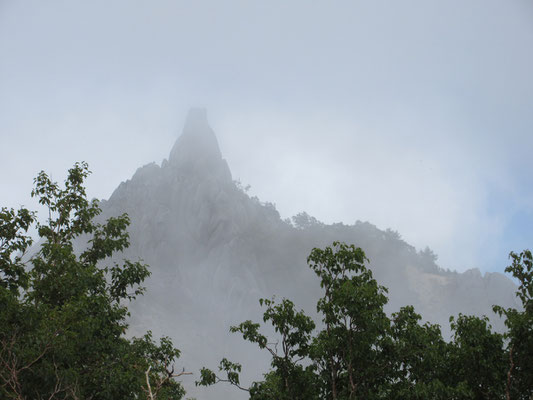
<box><xmin>98</xmin><ymin>110</ymin><xmax>519</xmax><ymax>399</ymax></box>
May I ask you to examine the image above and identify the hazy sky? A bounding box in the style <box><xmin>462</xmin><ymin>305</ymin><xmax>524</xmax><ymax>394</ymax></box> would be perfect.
<box><xmin>1</xmin><ymin>0</ymin><xmax>532</xmax><ymax>274</ymax></box>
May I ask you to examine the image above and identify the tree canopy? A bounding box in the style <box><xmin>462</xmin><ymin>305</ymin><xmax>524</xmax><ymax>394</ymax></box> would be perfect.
<box><xmin>0</xmin><ymin>163</ymin><xmax>187</xmax><ymax>399</ymax></box>
<box><xmin>199</xmin><ymin>242</ymin><xmax>533</xmax><ymax>400</ymax></box>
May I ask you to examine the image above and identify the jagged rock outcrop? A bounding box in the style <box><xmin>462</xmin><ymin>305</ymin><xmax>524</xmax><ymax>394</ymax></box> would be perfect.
<box><xmin>98</xmin><ymin>109</ymin><xmax>519</xmax><ymax>399</ymax></box>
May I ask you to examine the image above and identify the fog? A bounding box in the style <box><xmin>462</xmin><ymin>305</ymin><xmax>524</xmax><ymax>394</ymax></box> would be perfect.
<box><xmin>1</xmin><ymin>4</ymin><xmax>532</xmax><ymax>398</ymax></box>
<box><xmin>1</xmin><ymin>2</ymin><xmax>532</xmax><ymax>276</ymax></box>
<box><xmin>94</xmin><ymin>109</ymin><xmax>520</xmax><ymax>398</ymax></box>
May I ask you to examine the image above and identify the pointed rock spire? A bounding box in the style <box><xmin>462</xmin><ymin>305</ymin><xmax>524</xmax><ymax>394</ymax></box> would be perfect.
<box><xmin>168</xmin><ymin>108</ymin><xmax>231</xmax><ymax>181</ymax></box>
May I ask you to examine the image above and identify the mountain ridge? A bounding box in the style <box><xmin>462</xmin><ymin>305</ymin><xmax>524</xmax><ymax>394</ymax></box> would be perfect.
<box><xmin>98</xmin><ymin>110</ymin><xmax>519</xmax><ymax>399</ymax></box>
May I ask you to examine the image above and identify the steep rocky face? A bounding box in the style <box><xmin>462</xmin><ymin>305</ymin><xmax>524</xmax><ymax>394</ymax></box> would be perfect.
<box><xmin>168</xmin><ymin>108</ymin><xmax>229</xmax><ymax>175</ymax></box>
<box><xmin>98</xmin><ymin>110</ymin><xmax>519</xmax><ymax>399</ymax></box>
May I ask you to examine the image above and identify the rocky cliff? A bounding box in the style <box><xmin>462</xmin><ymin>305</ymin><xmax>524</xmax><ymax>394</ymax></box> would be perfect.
<box><xmin>98</xmin><ymin>109</ymin><xmax>519</xmax><ymax>399</ymax></box>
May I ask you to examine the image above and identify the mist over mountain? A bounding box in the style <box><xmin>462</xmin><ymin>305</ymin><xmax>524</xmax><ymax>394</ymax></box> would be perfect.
<box><xmin>98</xmin><ymin>109</ymin><xmax>519</xmax><ymax>399</ymax></box>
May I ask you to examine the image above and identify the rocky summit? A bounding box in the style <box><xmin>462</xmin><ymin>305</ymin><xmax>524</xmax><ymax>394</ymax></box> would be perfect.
<box><xmin>98</xmin><ymin>109</ymin><xmax>519</xmax><ymax>399</ymax></box>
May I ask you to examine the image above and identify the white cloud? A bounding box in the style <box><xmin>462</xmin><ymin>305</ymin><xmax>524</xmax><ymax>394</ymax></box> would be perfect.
<box><xmin>1</xmin><ymin>0</ymin><xmax>532</xmax><ymax>273</ymax></box>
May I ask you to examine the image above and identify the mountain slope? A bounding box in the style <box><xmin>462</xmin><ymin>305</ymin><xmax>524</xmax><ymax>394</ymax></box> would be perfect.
<box><xmin>99</xmin><ymin>109</ymin><xmax>519</xmax><ymax>399</ymax></box>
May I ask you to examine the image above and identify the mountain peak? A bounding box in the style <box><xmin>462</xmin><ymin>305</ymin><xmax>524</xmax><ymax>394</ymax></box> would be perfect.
<box><xmin>167</xmin><ymin>108</ymin><xmax>231</xmax><ymax>180</ymax></box>
<box><xmin>183</xmin><ymin>107</ymin><xmax>209</xmax><ymax>132</ymax></box>
<box><xmin>169</xmin><ymin>108</ymin><xmax>222</xmax><ymax>164</ymax></box>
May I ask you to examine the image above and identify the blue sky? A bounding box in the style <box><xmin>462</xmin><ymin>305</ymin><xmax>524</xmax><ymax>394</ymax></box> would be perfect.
<box><xmin>1</xmin><ymin>0</ymin><xmax>532</xmax><ymax>274</ymax></box>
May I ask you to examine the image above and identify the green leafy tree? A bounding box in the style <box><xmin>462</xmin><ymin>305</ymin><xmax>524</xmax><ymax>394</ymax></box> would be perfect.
<box><xmin>388</xmin><ymin>306</ymin><xmax>458</xmax><ymax>399</ymax></box>
<box><xmin>0</xmin><ymin>163</ymin><xmax>187</xmax><ymax>399</ymax></box>
<box><xmin>307</xmin><ymin>242</ymin><xmax>391</xmax><ymax>399</ymax></box>
<box><xmin>447</xmin><ymin>314</ymin><xmax>506</xmax><ymax>399</ymax></box>
<box><xmin>198</xmin><ymin>297</ymin><xmax>318</xmax><ymax>400</ymax></box>
<box><xmin>199</xmin><ymin>242</ymin><xmax>533</xmax><ymax>400</ymax></box>
<box><xmin>0</xmin><ymin>206</ymin><xmax>35</xmax><ymax>293</ymax></box>
<box><xmin>494</xmin><ymin>250</ymin><xmax>533</xmax><ymax>400</ymax></box>
<box><xmin>199</xmin><ymin>242</ymin><xmax>395</xmax><ymax>399</ymax></box>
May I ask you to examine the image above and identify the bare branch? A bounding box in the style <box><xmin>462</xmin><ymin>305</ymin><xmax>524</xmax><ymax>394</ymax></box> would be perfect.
<box><xmin>145</xmin><ymin>366</ymin><xmax>154</xmax><ymax>400</ymax></box>
<box><xmin>506</xmin><ymin>344</ymin><xmax>514</xmax><ymax>400</ymax></box>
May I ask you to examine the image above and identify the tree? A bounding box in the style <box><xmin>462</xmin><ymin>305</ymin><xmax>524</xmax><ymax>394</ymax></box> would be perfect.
<box><xmin>388</xmin><ymin>305</ymin><xmax>456</xmax><ymax>399</ymax></box>
<box><xmin>199</xmin><ymin>242</ymin><xmax>533</xmax><ymax>400</ymax></box>
<box><xmin>198</xmin><ymin>297</ymin><xmax>318</xmax><ymax>400</ymax></box>
<box><xmin>0</xmin><ymin>163</ymin><xmax>187</xmax><ymax>399</ymax></box>
<box><xmin>307</xmin><ymin>242</ymin><xmax>391</xmax><ymax>399</ymax></box>
<box><xmin>198</xmin><ymin>242</ymin><xmax>395</xmax><ymax>399</ymax></box>
<box><xmin>447</xmin><ymin>314</ymin><xmax>506</xmax><ymax>399</ymax></box>
<box><xmin>493</xmin><ymin>250</ymin><xmax>533</xmax><ymax>400</ymax></box>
